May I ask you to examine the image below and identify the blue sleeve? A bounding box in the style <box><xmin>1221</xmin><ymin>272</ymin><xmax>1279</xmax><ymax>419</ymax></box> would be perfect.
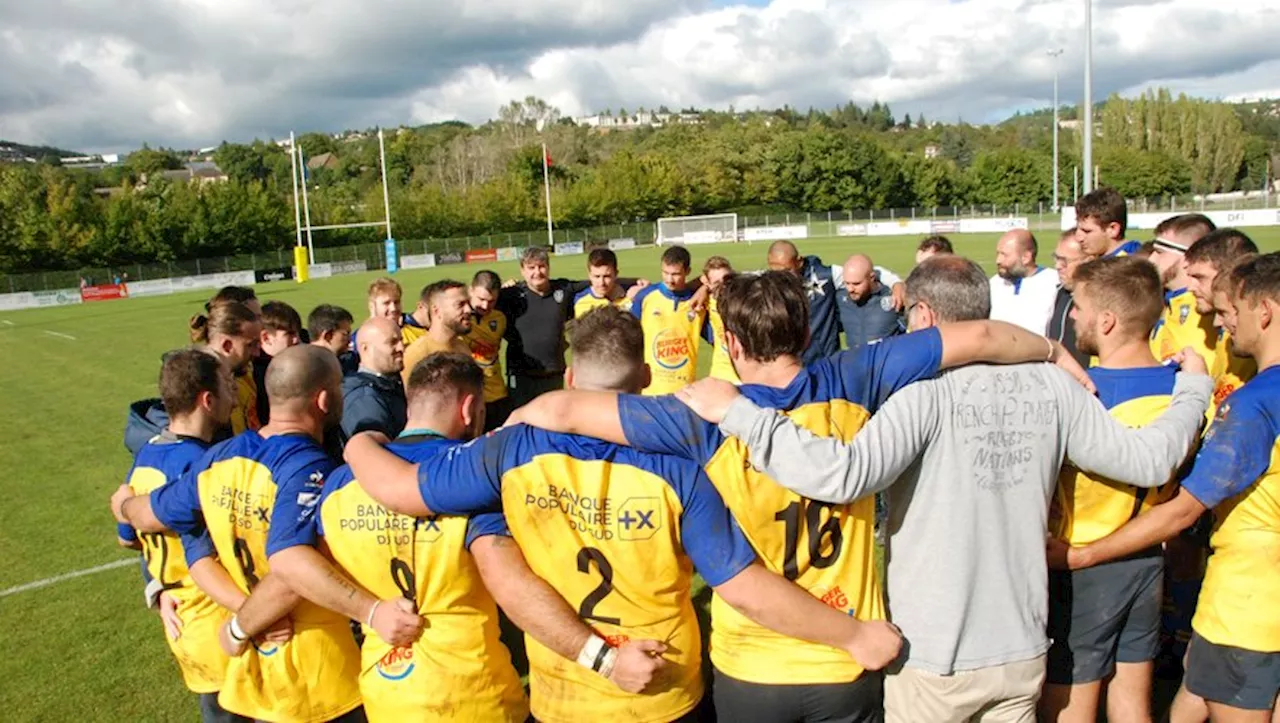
<box><xmin>265</xmin><ymin>447</ymin><xmax>336</xmax><ymax>557</ymax></box>
<box><xmin>179</xmin><ymin>530</ymin><xmax>217</xmax><ymax>567</ymax></box>
<box><xmin>151</xmin><ymin>469</ymin><xmax>206</xmax><ymax>537</ymax></box>
<box><xmin>118</xmin><ymin>522</ymin><xmax>137</xmax><ymax>543</ymax></box>
<box><xmin>340</xmin><ymin>387</ymin><xmax>392</xmax><ymax>439</ymax></box>
<box><xmin>671</xmin><ymin>465</ymin><xmax>756</xmax><ymax>587</ymax></box>
<box><xmin>629</xmin><ymin>288</ymin><xmax>647</xmax><ymax>319</ymax></box>
<box><xmin>464</xmin><ymin>512</ymin><xmax>512</xmax><ymax>549</ymax></box>
<box><xmin>416</xmin><ymin>433</ymin><xmax>508</xmax><ymax>516</ymax></box>
<box><xmin>617</xmin><ymin>394</ymin><xmax>721</xmax><ymax>464</ymax></box>
<box><xmin>1181</xmin><ymin>399</ymin><xmax>1276</xmax><ymax>509</ymax></box>
<box><xmin>833</xmin><ymin>326</ymin><xmax>942</xmax><ymax>412</ymax></box>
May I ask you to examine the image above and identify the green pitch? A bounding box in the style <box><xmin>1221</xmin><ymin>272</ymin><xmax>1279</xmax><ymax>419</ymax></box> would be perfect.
<box><xmin>3</xmin><ymin>229</ymin><xmax>1280</xmax><ymax>720</ymax></box>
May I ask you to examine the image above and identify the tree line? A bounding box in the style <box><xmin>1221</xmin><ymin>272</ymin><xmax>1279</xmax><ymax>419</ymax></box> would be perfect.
<box><xmin>2</xmin><ymin>89</ymin><xmax>1277</xmax><ymax>274</ymax></box>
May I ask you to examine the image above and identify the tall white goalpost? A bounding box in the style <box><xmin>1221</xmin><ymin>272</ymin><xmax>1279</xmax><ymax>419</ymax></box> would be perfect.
<box><xmin>656</xmin><ymin>213</ymin><xmax>738</xmax><ymax>246</ymax></box>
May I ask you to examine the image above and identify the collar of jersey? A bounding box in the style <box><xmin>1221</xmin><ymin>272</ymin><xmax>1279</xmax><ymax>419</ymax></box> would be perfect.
<box><xmin>1165</xmin><ymin>287</ymin><xmax>1189</xmax><ymax>304</ymax></box>
<box><xmin>654</xmin><ymin>283</ymin><xmax>694</xmax><ymax>301</ymax></box>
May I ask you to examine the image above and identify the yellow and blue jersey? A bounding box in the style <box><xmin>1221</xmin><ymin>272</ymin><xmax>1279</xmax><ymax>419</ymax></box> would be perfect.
<box><xmin>401</xmin><ymin>312</ymin><xmax>428</xmax><ymax>347</ymax></box>
<box><xmin>1051</xmin><ymin>365</ymin><xmax>1179</xmax><ymax>546</ymax></box>
<box><xmin>1182</xmin><ymin>366</ymin><xmax>1280</xmax><ymax>653</ymax></box>
<box><xmin>120</xmin><ymin>433</ymin><xmax>228</xmax><ymax>694</ymax></box>
<box><xmin>232</xmin><ymin>372</ymin><xmax>260</xmax><ymax>434</ymax></box>
<box><xmin>702</xmin><ymin>297</ymin><xmax>740</xmax><ymax>384</ymax></box>
<box><xmin>151</xmin><ymin>432</ymin><xmax>362</xmax><ymax>723</ymax></box>
<box><xmin>1106</xmin><ymin>240</ymin><xmax>1144</xmax><ymax>258</ymax></box>
<box><xmin>615</xmin><ymin>328</ymin><xmax>944</xmax><ymax>685</ymax></box>
<box><xmin>1151</xmin><ymin>289</ymin><xmax>1217</xmax><ymax>372</ymax></box>
<box><xmin>416</xmin><ymin>425</ymin><xmax>757</xmax><ymax>723</ymax></box>
<box><xmin>631</xmin><ymin>284</ymin><xmax>706</xmax><ymax>396</ymax></box>
<box><xmin>463</xmin><ymin>309</ymin><xmax>509</xmax><ymax>403</ymax></box>
<box><xmin>1210</xmin><ymin>330</ymin><xmax>1256</xmax><ymax>421</ymax></box>
<box><xmin>317</xmin><ymin>434</ymin><xmax>528</xmax><ymax>722</ymax></box>
<box><xmin>573</xmin><ymin>287</ymin><xmax>631</xmax><ymax>319</ymax></box>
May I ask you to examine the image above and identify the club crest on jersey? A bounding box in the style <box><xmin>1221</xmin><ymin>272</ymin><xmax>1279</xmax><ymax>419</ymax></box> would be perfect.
<box><xmin>375</xmin><ymin>647</ymin><xmax>416</xmax><ymax>681</ymax></box>
<box><xmin>652</xmin><ymin>328</ymin><xmax>691</xmax><ymax>370</ymax></box>
<box><xmin>879</xmin><ymin>296</ymin><xmax>895</xmax><ymax>312</ymax></box>
<box><xmin>553</xmin><ymin>289</ymin><xmax>565</xmax><ymax>303</ymax></box>
<box><xmin>489</xmin><ymin>319</ymin><xmax>499</xmax><ymax>331</ymax></box>
<box><xmin>618</xmin><ymin>497</ymin><xmax>662</xmax><ymax>541</ymax></box>
<box><xmin>1180</xmin><ymin>306</ymin><xmax>1191</xmax><ymax>324</ymax></box>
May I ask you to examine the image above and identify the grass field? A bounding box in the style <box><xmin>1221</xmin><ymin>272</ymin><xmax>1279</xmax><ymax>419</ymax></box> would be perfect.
<box><xmin>4</xmin><ymin>229</ymin><xmax>1280</xmax><ymax>721</ymax></box>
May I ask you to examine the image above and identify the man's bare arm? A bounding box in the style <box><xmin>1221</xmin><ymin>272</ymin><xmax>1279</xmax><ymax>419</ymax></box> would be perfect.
<box><xmin>506</xmin><ymin>391</ymin><xmax>627</xmax><ymax>444</ymax></box>
<box><xmin>115</xmin><ymin>488</ymin><xmax>168</xmax><ymax>533</ymax></box>
<box><xmin>188</xmin><ymin>558</ymin><xmax>248</xmax><ymax>611</ymax></box>
<box><xmin>344</xmin><ymin>433</ymin><xmax>433</xmax><ymax>517</ymax></box>
<box><xmin>232</xmin><ymin>574</ymin><xmax>302</xmax><ymax>636</ymax></box>
<box><xmin>1069</xmin><ymin>488</ymin><xmax>1208</xmax><ymax>570</ymax></box>
<box><xmin>714</xmin><ymin>562</ymin><xmax>902</xmax><ymax>671</ymax></box>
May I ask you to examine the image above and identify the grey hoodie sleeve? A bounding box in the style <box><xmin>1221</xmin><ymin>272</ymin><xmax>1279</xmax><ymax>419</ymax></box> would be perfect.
<box><xmin>1062</xmin><ymin>370</ymin><xmax>1211</xmax><ymax>488</ymax></box>
<box><xmin>717</xmin><ymin>382</ymin><xmax>937</xmax><ymax>504</ymax></box>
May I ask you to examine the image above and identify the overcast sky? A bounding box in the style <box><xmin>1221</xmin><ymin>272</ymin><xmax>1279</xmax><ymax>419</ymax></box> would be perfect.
<box><xmin>1</xmin><ymin>0</ymin><xmax>1278</xmax><ymax>154</ymax></box>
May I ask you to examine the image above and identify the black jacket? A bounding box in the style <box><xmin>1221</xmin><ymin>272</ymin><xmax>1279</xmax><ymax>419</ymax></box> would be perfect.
<box><xmin>1047</xmin><ymin>286</ymin><xmax>1089</xmax><ymax>369</ymax></box>
<box><xmin>339</xmin><ymin>370</ymin><xmax>407</xmax><ymax>442</ymax></box>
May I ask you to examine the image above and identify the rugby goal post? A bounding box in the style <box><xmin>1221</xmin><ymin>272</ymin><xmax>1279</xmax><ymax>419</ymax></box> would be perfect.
<box><xmin>656</xmin><ymin>213</ymin><xmax>738</xmax><ymax>246</ymax></box>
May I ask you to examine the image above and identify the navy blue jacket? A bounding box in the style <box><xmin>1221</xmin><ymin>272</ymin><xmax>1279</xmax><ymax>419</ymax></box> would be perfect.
<box><xmin>837</xmin><ymin>284</ymin><xmax>904</xmax><ymax>352</ymax></box>
<box><xmin>339</xmin><ymin>370</ymin><xmax>407</xmax><ymax>442</ymax></box>
<box><xmin>800</xmin><ymin>255</ymin><xmax>840</xmax><ymax>366</ymax></box>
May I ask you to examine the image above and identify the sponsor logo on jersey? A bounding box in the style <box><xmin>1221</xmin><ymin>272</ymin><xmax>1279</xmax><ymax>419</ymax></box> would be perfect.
<box><xmin>653</xmin><ymin>328</ymin><xmax>691</xmax><ymax>370</ymax></box>
<box><xmin>375</xmin><ymin>647</ymin><xmax>416</xmax><ymax>681</ymax></box>
<box><xmin>817</xmin><ymin>585</ymin><xmax>855</xmax><ymax>616</ymax></box>
<box><xmin>255</xmin><ymin>642</ymin><xmax>280</xmax><ymax>657</ymax></box>
<box><xmin>617</xmin><ymin>497</ymin><xmax>662</xmax><ymax>541</ymax></box>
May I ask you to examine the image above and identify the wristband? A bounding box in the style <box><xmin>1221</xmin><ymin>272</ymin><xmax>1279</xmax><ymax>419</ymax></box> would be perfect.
<box><xmin>228</xmin><ymin>616</ymin><xmax>248</xmax><ymax>643</ymax></box>
<box><xmin>576</xmin><ymin>635</ymin><xmax>611</xmax><ymax>674</ymax></box>
<box><xmin>1044</xmin><ymin>337</ymin><xmax>1055</xmax><ymax>362</ymax></box>
<box><xmin>365</xmin><ymin>600</ymin><xmax>382</xmax><ymax>629</ymax></box>
<box><xmin>597</xmin><ymin>647</ymin><xmax>619</xmax><ymax>680</ymax></box>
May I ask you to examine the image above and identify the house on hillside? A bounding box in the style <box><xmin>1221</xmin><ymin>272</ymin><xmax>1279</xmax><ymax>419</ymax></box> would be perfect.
<box><xmin>307</xmin><ymin>152</ymin><xmax>339</xmax><ymax>171</ymax></box>
<box><xmin>924</xmin><ymin>144</ymin><xmax>940</xmax><ymax>159</ymax></box>
<box><xmin>143</xmin><ymin>162</ymin><xmax>229</xmax><ymax>187</ymax></box>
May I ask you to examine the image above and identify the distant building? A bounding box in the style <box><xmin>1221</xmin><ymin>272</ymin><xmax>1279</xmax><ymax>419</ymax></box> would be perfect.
<box><xmin>307</xmin><ymin>152</ymin><xmax>339</xmax><ymax>171</ymax></box>
<box><xmin>144</xmin><ymin>162</ymin><xmax>228</xmax><ymax>186</ymax></box>
<box><xmin>571</xmin><ymin>111</ymin><xmax>702</xmax><ymax>131</ymax></box>
<box><xmin>924</xmin><ymin>144</ymin><xmax>940</xmax><ymax>159</ymax></box>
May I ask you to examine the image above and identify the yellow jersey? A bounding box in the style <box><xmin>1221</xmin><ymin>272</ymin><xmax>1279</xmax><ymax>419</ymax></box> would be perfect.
<box><xmin>415</xmin><ymin>426</ymin><xmax>758</xmax><ymax>723</ymax></box>
<box><xmin>151</xmin><ymin>432</ymin><xmax>362</xmax><ymax>723</ymax></box>
<box><xmin>1182</xmin><ymin>366</ymin><xmax>1280</xmax><ymax>652</ymax></box>
<box><xmin>1051</xmin><ymin>365</ymin><xmax>1179</xmax><ymax>545</ymax></box>
<box><xmin>232</xmin><ymin>372</ymin><xmax>260</xmax><ymax>434</ymax></box>
<box><xmin>463</xmin><ymin>309</ymin><xmax>508</xmax><ymax>403</ymax></box>
<box><xmin>317</xmin><ymin>433</ymin><xmax>528</xmax><ymax>722</ymax></box>
<box><xmin>1106</xmin><ymin>240</ymin><xmax>1143</xmax><ymax>258</ymax></box>
<box><xmin>123</xmin><ymin>432</ymin><xmax>229</xmax><ymax>694</ymax></box>
<box><xmin>703</xmin><ymin>297</ymin><xmax>740</xmax><ymax>384</ymax></box>
<box><xmin>401</xmin><ymin>313</ymin><xmax>428</xmax><ymax>347</ymax></box>
<box><xmin>402</xmin><ymin>333</ymin><xmax>472</xmax><ymax>387</ymax></box>
<box><xmin>616</xmin><ymin>328</ymin><xmax>946</xmax><ymax>685</ymax></box>
<box><xmin>1210</xmin><ymin>330</ymin><xmax>1256</xmax><ymax>420</ymax></box>
<box><xmin>631</xmin><ymin>284</ymin><xmax>705</xmax><ymax>396</ymax></box>
<box><xmin>1151</xmin><ymin>289</ymin><xmax>1217</xmax><ymax>372</ymax></box>
<box><xmin>573</xmin><ymin>286</ymin><xmax>632</xmax><ymax>318</ymax></box>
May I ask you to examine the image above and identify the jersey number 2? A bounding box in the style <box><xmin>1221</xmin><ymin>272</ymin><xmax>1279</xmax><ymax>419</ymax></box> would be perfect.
<box><xmin>577</xmin><ymin>547</ymin><xmax>621</xmax><ymax>626</ymax></box>
<box><xmin>775</xmin><ymin>500</ymin><xmax>843</xmax><ymax>580</ymax></box>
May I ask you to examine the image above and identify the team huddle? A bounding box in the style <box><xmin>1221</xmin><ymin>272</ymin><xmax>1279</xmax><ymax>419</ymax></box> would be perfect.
<box><xmin>107</xmin><ymin>187</ymin><xmax>1280</xmax><ymax>723</ymax></box>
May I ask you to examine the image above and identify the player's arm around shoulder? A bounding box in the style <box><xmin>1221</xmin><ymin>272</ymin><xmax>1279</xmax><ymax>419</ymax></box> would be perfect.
<box><xmin>506</xmin><ymin>390</ymin><xmax>628</xmax><ymax>445</ymax></box>
<box><xmin>344</xmin><ymin>431</ymin><xmax>433</xmax><ymax>517</ymax></box>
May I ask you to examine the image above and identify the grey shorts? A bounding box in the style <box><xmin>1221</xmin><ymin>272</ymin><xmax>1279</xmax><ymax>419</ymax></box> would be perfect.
<box><xmin>1046</xmin><ymin>551</ymin><xmax>1163</xmax><ymax>685</ymax></box>
<box><xmin>1185</xmin><ymin>632</ymin><xmax>1280</xmax><ymax>711</ymax></box>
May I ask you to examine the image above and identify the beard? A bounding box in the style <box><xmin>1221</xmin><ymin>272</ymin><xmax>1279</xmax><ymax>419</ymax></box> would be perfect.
<box><xmin>1075</xmin><ymin>327</ymin><xmax>1099</xmax><ymax>356</ymax></box>
<box><xmin>997</xmin><ymin>263</ymin><xmax>1027</xmax><ymax>282</ymax></box>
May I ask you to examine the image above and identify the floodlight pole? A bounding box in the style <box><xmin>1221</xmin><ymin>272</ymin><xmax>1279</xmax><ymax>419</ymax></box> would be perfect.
<box><xmin>289</xmin><ymin>131</ymin><xmax>303</xmax><ymax>249</ymax></box>
<box><xmin>1082</xmin><ymin>0</ymin><xmax>1094</xmax><ymax>193</ymax></box>
<box><xmin>1049</xmin><ymin>49</ymin><xmax>1063</xmax><ymax>211</ymax></box>
<box><xmin>378</xmin><ymin>128</ymin><xmax>393</xmax><ymax>241</ymax></box>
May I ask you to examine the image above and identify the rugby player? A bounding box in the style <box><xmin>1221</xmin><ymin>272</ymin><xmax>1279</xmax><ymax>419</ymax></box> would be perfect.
<box><xmin>1184</xmin><ymin>229</ymin><xmax>1261</xmax><ymax>412</ymax></box>
<box><xmin>253</xmin><ymin>301</ymin><xmax>303</xmax><ymax>425</ymax></box>
<box><xmin>400</xmin><ymin>284</ymin><xmax>432</xmax><ymax>346</ymax></box>
<box><xmin>701</xmin><ymin>256</ymin><xmax>738</xmax><ymax>384</ymax></box>
<box><xmin>113</xmin><ymin>346</ymin><xmax>423</xmax><ymax>723</ymax></box>
<box><xmin>307</xmin><ymin>304</ymin><xmax>356</xmax><ymax>374</ymax></box>
<box><xmin>206</xmin><ymin>286</ymin><xmax>261</xmax><ymax>316</ymax></box>
<box><xmin>573</xmin><ymin>248</ymin><xmax>635</xmax><ymax>317</ymax></box>
<box><xmin>1075</xmin><ymin>188</ymin><xmax>1142</xmax><ymax>258</ymax></box>
<box><xmin>506</xmin><ymin>272</ymin><xmax>1098</xmax><ymax>722</ymax></box>
<box><xmin>189</xmin><ymin>301</ymin><xmax>262</xmax><ymax>435</ymax></box>
<box><xmin>630</xmin><ymin>245</ymin><xmax>705</xmax><ymax>395</ymax></box>
<box><xmin>462</xmin><ymin>271</ymin><xmax>512</xmax><ymax>431</ymax></box>
<box><xmin>1056</xmin><ymin>252</ymin><xmax>1280</xmax><ymax>723</ymax></box>
<box><xmin>1149</xmin><ymin>214</ymin><xmax>1217</xmax><ymax>368</ymax></box>
<box><xmin>344</xmin><ymin>306</ymin><xmax>905</xmax><ymax>723</ymax></box>
<box><xmin>915</xmin><ymin>235</ymin><xmax>953</xmax><ymax>264</ymax></box>
<box><xmin>401</xmin><ymin>280</ymin><xmax>473</xmax><ymax>386</ymax></box>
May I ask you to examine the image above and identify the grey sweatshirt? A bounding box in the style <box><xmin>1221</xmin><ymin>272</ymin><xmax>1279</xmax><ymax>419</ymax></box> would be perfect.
<box><xmin>719</xmin><ymin>363</ymin><xmax>1211</xmax><ymax>675</ymax></box>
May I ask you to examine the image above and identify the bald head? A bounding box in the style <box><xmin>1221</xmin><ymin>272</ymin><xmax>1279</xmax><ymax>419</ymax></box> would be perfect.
<box><xmin>766</xmin><ymin>241</ymin><xmax>803</xmax><ymax>274</ymax></box>
<box><xmin>841</xmin><ymin>254</ymin><xmax>879</xmax><ymax>302</ymax></box>
<box><xmin>358</xmin><ymin>316</ymin><xmax>405</xmax><ymax>375</ymax></box>
<box><xmin>266</xmin><ymin>344</ymin><xmax>342</xmax><ymax>413</ymax></box>
<box><xmin>995</xmin><ymin>229</ymin><xmax>1038</xmax><ymax>281</ymax></box>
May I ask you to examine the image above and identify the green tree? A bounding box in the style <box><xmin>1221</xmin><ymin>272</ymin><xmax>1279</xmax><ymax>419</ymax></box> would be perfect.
<box><xmin>969</xmin><ymin>148</ymin><xmax>1050</xmax><ymax>206</ymax></box>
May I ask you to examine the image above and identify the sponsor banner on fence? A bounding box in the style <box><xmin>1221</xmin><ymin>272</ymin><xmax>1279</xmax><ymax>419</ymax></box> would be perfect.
<box><xmin>555</xmin><ymin>242</ymin><xmax>585</xmax><ymax>256</ymax></box>
<box><xmin>174</xmin><ymin>271</ymin><xmax>257</xmax><ymax>292</ymax></box>
<box><xmin>497</xmin><ymin>246</ymin><xmax>521</xmax><ymax>262</ymax></box>
<box><xmin>300</xmin><ymin>262</ymin><xmax>332</xmax><ymax>279</ymax></box>
<box><xmin>1061</xmin><ymin>206</ymin><xmax>1280</xmax><ymax>231</ymax></box>
<box><xmin>742</xmin><ymin>225</ymin><xmax>809</xmax><ymax>242</ymax></box>
<box><xmin>401</xmin><ymin>254</ymin><xmax>437</xmax><ymax>269</ymax></box>
<box><xmin>34</xmin><ymin>289</ymin><xmax>84</xmax><ymax>307</ymax></box>
<box><xmin>438</xmin><ymin>251</ymin><xmax>464</xmax><ymax>265</ymax></box>
<box><xmin>0</xmin><ymin>292</ymin><xmax>35</xmax><ymax>311</ymax></box>
<box><xmin>679</xmin><ymin>230</ymin><xmax>723</xmax><ymax>245</ymax></box>
<box><xmin>330</xmin><ymin>261</ymin><xmax>368</xmax><ymax>276</ymax></box>
<box><xmin>81</xmin><ymin>283</ymin><xmax>128</xmax><ymax>302</ymax></box>
<box><xmin>957</xmin><ymin>217</ymin><xmax>1028</xmax><ymax>234</ymax></box>
<box><xmin>127</xmin><ymin>279</ymin><xmax>174</xmax><ymax>297</ymax></box>
<box><xmin>837</xmin><ymin>223</ymin><xmax>869</xmax><ymax>237</ymax></box>
<box><xmin>254</xmin><ymin>267</ymin><xmax>294</xmax><ymax>283</ymax></box>
<box><xmin>930</xmin><ymin>221</ymin><xmax>959</xmax><ymax>234</ymax></box>
<box><xmin>866</xmin><ymin>220</ymin><xmax>935</xmax><ymax>237</ymax></box>
<box><xmin>465</xmin><ymin>249</ymin><xmax>498</xmax><ymax>263</ymax></box>
<box><xmin>607</xmin><ymin>238</ymin><xmax>637</xmax><ymax>250</ymax></box>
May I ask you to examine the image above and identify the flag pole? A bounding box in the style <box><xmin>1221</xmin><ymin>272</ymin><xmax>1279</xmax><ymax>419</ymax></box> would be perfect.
<box><xmin>542</xmin><ymin>142</ymin><xmax>554</xmax><ymax>248</ymax></box>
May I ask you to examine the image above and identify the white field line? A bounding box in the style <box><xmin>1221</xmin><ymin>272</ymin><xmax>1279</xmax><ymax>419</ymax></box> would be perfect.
<box><xmin>0</xmin><ymin>558</ymin><xmax>136</xmax><ymax>598</ymax></box>
<box><xmin>1</xmin><ymin>320</ymin><xmax>13</xmax><ymax>326</ymax></box>
<box><xmin>43</xmin><ymin>330</ymin><xmax>76</xmax><ymax>340</ymax></box>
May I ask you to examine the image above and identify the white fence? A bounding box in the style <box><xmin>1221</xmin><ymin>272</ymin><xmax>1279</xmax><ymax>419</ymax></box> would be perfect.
<box><xmin>1060</xmin><ymin>207</ymin><xmax>1280</xmax><ymax>231</ymax></box>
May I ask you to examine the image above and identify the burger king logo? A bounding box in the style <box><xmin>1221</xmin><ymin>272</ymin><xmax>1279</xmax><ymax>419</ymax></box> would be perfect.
<box><xmin>653</xmin><ymin>328</ymin><xmax>691</xmax><ymax>371</ymax></box>
<box><xmin>376</xmin><ymin>646</ymin><xmax>416</xmax><ymax>681</ymax></box>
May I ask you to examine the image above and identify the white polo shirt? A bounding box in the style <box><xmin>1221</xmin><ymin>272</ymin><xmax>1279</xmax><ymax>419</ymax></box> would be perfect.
<box><xmin>989</xmin><ymin>267</ymin><xmax>1060</xmax><ymax>334</ymax></box>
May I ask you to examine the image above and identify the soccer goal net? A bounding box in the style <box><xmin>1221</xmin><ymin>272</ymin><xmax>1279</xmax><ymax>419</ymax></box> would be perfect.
<box><xmin>656</xmin><ymin>213</ymin><xmax>738</xmax><ymax>246</ymax></box>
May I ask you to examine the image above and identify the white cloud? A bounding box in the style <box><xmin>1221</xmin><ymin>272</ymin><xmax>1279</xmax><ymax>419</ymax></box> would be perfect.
<box><xmin>0</xmin><ymin>0</ymin><xmax>1276</xmax><ymax>152</ymax></box>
